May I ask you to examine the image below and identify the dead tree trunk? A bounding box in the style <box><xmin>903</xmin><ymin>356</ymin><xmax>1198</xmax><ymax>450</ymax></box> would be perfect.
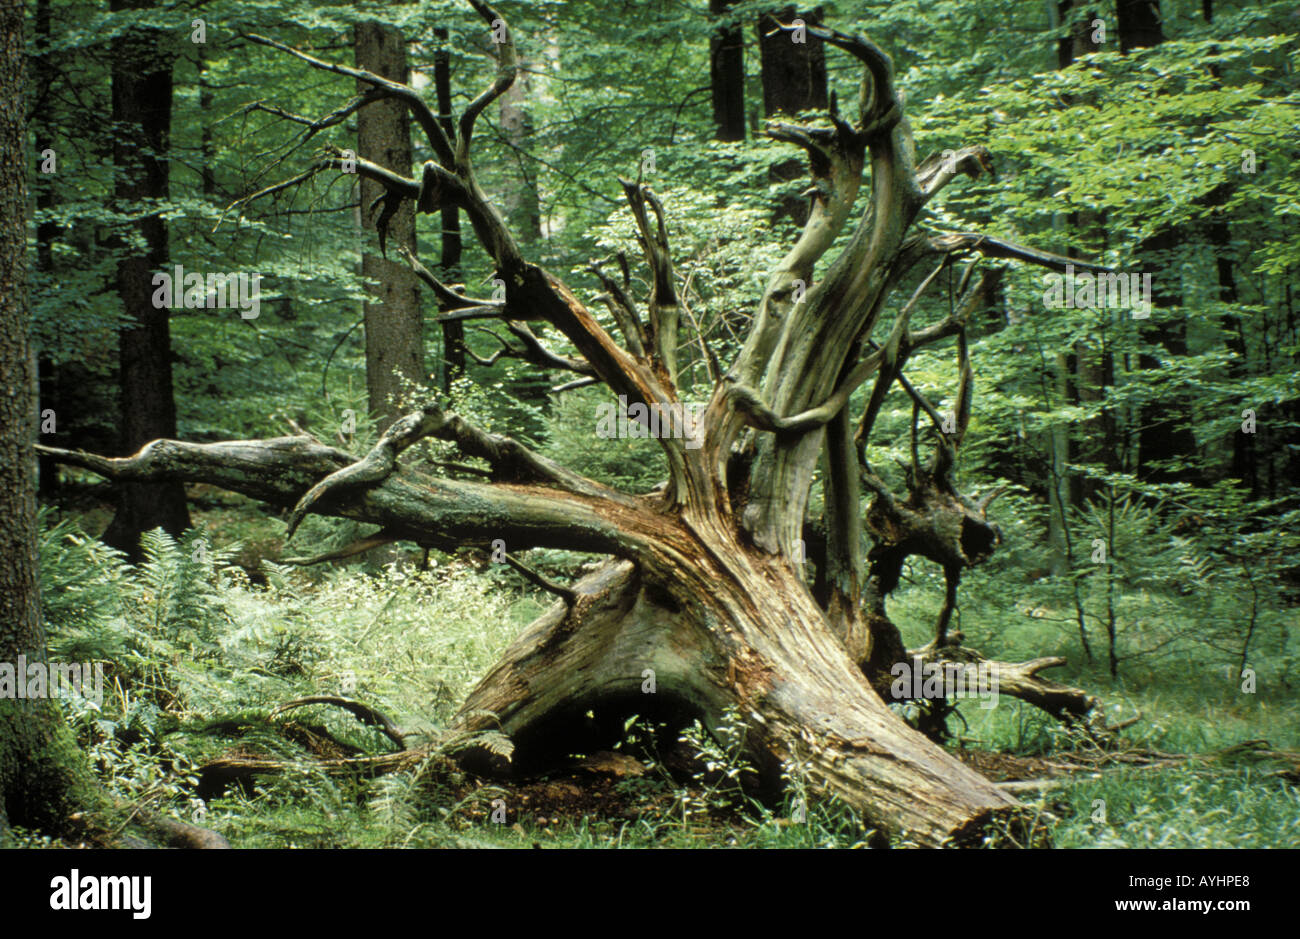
<box><xmin>44</xmin><ymin>2</ymin><xmax>1123</xmax><ymax>846</ymax></box>
<box><xmin>433</xmin><ymin>26</ymin><xmax>466</xmax><ymax>393</ymax></box>
<box><xmin>356</xmin><ymin>14</ymin><xmax>423</xmax><ymax>424</ymax></box>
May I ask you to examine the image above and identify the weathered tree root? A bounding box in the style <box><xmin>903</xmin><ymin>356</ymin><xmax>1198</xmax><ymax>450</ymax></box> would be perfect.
<box><xmin>31</xmin><ymin>0</ymin><xmax>1113</xmax><ymax>847</ymax></box>
<box><xmin>448</xmin><ymin>560</ymin><xmax>1044</xmax><ymax>848</ymax></box>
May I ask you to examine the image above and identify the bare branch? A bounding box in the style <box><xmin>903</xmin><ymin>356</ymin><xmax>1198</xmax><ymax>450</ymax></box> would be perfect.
<box><xmin>926</xmin><ymin>231</ymin><xmax>1110</xmax><ymax>273</ymax></box>
<box><xmin>854</xmin><ymin>267</ymin><xmax>997</xmax><ymax>464</ymax></box>
<box><xmin>460</xmin><ymin>1</ymin><xmax>518</xmax><ymax>163</ymax></box>
<box><xmin>396</xmin><ymin>244</ymin><xmax>499</xmax><ymax>311</ymax></box>
<box><xmin>552</xmin><ymin>377</ymin><xmax>600</xmax><ymax>394</ymax></box>
<box><xmin>466</xmin><ymin>327</ymin><xmax>513</xmax><ymax>366</ymax></box>
<box><xmin>503</xmin><ymin>321</ymin><xmax>597</xmax><ymax>376</ymax></box>
<box><xmin>501</xmin><ymin>553</ymin><xmax>577</xmax><ymax>605</ymax></box>
<box><xmin>915</xmin><ymin>145</ymin><xmax>995</xmax><ymax>200</ymax></box>
<box><xmin>283</xmin><ymin>401</ymin><xmax>623</xmax><ymax>538</ymax></box>
<box><xmin>588</xmin><ymin>259</ymin><xmax>647</xmax><ymax>359</ymax></box>
<box><xmin>244</xmin><ymin>88</ymin><xmax>384</xmax><ymax>142</ymax></box>
<box><xmin>242</xmin><ymin>32</ymin><xmax>454</xmax><ymax>165</ymax></box>
<box><xmin>281</xmin><ymin>529</ymin><xmax>402</xmax><ymax>565</ymax></box>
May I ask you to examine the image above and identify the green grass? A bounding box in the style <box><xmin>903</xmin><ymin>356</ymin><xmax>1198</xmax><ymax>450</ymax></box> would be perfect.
<box><xmin>1049</xmin><ymin>766</ymin><xmax>1300</xmax><ymax>848</ymax></box>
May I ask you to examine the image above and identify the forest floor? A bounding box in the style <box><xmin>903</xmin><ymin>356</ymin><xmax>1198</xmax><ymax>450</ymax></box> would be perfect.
<box><xmin>26</xmin><ymin>481</ymin><xmax>1300</xmax><ymax>849</ymax></box>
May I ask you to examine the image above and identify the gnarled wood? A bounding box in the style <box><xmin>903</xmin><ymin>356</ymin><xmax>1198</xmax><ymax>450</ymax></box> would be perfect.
<box><xmin>456</xmin><ymin>559</ymin><xmax>1030</xmax><ymax>847</ymax></box>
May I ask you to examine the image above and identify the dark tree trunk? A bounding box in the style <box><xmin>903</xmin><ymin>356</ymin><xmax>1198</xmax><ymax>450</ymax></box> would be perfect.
<box><xmin>356</xmin><ymin>17</ymin><xmax>423</xmax><ymax>423</ymax></box>
<box><xmin>0</xmin><ymin>0</ymin><xmax>87</xmax><ymax>838</ymax></box>
<box><xmin>755</xmin><ymin>7</ymin><xmax>827</xmax><ymax>117</ymax></box>
<box><xmin>1134</xmin><ymin>235</ymin><xmax>1198</xmax><ymax>484</ymax></box>
<box><xmin>102</xmin><ymin>0</ymin><xmax>191</xmax><ymax>560</ymax></box>
<box><xmin>34</xmin><ymin>0</ymin><xmax>59</xmax><ymax>499</ymax></box>
<box><xmin>1116</xmin><ymin>0</ymin><xmax>1165</xmax><ymax>53</ymax></box>
<box><xmin>1116</xmin><ymin>1</ymin><xmax>1199</xmax><ymax>485</ymax></box>
<box><xmin>757</xmin><ymin>8</ymin><xmax>829</xmax><ymax>227</ymax></box>
<box><xmin>1199</xmin><ymin>3</ymin><xmax>1254</xmax><ymax>494</ymax></box>
<box><xmin>709</xmin><ymin>0</ymin><xmax>745</xmax><ymax>141</ymax></box>
<box><xmin>198</xmin><ymin>42</ymin><xmax>216</xmax><ymax>199</ymax></box>
<box><xmin>1204</xmin><ymin>188</ymin><xmax>1253</xmax><ymax>493</ymax></box>
<box><xmin>1055</xmin><ymin>1</ymin><xmax>1100</xmax><ymax>67</ymax></box>
<box><xmin>434</xmin><ymin>27</ymin><xmax>464</xmax><ymax>394</ymax></box>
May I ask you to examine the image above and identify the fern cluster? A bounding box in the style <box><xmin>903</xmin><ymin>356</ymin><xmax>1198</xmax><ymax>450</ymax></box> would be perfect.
<box><xmin>37</xmin><ymin>510</ymin><xmax>527</xmax><ymax>845</ymax></box>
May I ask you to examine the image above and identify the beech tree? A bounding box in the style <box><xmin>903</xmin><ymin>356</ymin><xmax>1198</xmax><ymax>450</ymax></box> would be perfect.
<box><xmin>41</xmin><ymin>1</ymin><xmax>1128</xmax><ymax>847</ymax></box>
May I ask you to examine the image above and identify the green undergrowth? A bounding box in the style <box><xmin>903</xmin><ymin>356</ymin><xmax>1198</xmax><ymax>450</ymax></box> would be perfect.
<box><xmin>25</xmin><ymin>506</ymin><xmax>1300</xmax><ymax>849</ymax></box>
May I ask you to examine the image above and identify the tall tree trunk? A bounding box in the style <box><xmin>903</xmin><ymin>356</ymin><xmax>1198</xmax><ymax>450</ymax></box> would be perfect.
<box><xmin>494</xmin><ymin>42</ymin><xmax>553</xmax><ymax>414</ymax></box>
<box><xmin>0</xmin><ymin>0</ymin><xmax>87</xmax><ymax>839</ymax></box>
<box><xmin>34</xmin><ymin>0</ymin><xmax>59</xmax><ymax>498</ymax></box>
<box><xmin>498</xmin><ymin>55</ymin><xmax>540</xmax><ymax>242</ymax></box>
<box><xmin>1200</xmin><ymin>2</ymin><xmax>1254</xmax><ymax>494</ymax></box>
<box><xmin>434</xmin><ymin>27</ymin><xmax>463</xmax><ymax>395</ymax></box>
<box><xmin>1204</xmin><ymin>188</ymin><xmax>1252</xmax><ymax>492</ymax></box>
<box><xmin>709</xmin><ymin>0</ymin><xmax>745</xmax><ymax>141</ymax></box>
<box><xmin>755</xmin><ymin>6</ymin><xmax>827</xmax><ymax>117</ymax></box>
<box><xmin>1116</xmin><ymin>0</ymin><xmax>1165</xmax><ymax>52</ymax></box>
<box><xmin>756</xmin><ymin>8</ymin><xmax>828</xmax><ymax>227</ymax></box>
<box><xmin>1055</xmin><ymin>0</ymin><xmax>1100</xmax><ymax>68</ymax></box>
<box><xmin>102</xmin><ymin>0</ymin><xmax>191</xmax><ymax>560</ymax></box>
<box><xmin>198</xmin><ymin>41</ymin><xmax>216</xmax><ymax>199</ymax></box>
<box><xmin>1047</xmin><ymin>351</ymin><xmax>1072</xmax><ymax>576</ymax></box>
<box><xmin>1134</xmin><ymin>236</ymin><xmax>1198</xmax><ymax>484</ymax></box>
<box><xmin>1056</xmin><ymin>2</ymin><xmax>1115</xmax><ymax>503</ymax></box>
<box><xmin>356</xmin><ymin>18</ymin><xmax>423</xmax><ymax>423</ymax></box>
<box><xmin>1116</xmin><ymin>0</ymin><xmax>1199</xmax><ymax>485</ymax></box>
